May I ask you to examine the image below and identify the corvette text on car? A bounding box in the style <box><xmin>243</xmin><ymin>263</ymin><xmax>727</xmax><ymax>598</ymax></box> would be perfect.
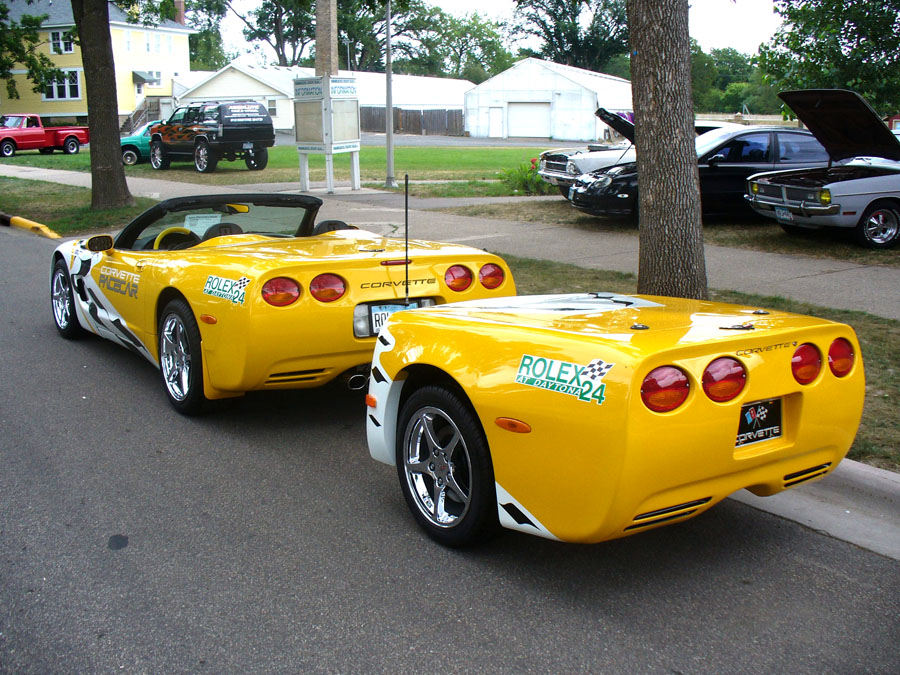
<box><xmin>50</xmin><ymin>194</ymin><xmax>515</xmax><ymax>414</ymax></box>
<box><xmin>366</xmin><ymin>294</ymin><xmax>864</xmax><ymax>546</ymax></box>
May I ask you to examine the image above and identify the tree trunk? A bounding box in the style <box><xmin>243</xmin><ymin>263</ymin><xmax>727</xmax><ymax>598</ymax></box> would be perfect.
<box><xmin>70</xmin><ymin>0</ymin><xmax>134</xmax><ymax>209</ymax></box>
<box><xmin>626</xmin><ymin>0</ymin><xmax>707</xmax><ymax>299</ymax></box>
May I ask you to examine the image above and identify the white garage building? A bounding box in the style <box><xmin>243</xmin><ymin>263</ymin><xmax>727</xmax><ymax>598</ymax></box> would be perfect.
<box><xmin>465</xmin><ymin>58</ymin><xmax>633</xmax><ymax>141</ymax></box>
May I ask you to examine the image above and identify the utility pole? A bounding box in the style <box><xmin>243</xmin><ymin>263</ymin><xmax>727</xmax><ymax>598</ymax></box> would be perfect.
<box><xmin>384</xmin><ymin>0</ymin><xmax>398</xmax><ymax>188</ymax></box>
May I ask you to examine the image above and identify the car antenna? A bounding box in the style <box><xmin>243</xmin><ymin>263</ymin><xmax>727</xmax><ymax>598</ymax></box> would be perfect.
<box><xmin>404</xmin><ymin>173</ymin><xmax>410</xmax><ymax>305</ymax></box>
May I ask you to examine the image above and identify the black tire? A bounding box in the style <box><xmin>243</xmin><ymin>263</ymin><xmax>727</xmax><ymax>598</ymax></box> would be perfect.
<box><xmin>121</xmin><ymin>147</ymin><xmax>140</xmax><ymax>165</ymax></box>
<box><xmin>150</xmin><ymin>139</ymin><xmax>170</xmax><ymax>169</ymax></box>
<box><xmin>245</xmin><ymin>147</ymin><xmax>268</xmax><ymax>170</ymax></box>
<box><xmin>62</xmin><ymin>137</ymin><xmax>80</xmax><ymax>154</ymax></box>
<box><xmin>158</xmin><ymin>299</ymin><xmax>209</xmax><ymax>415</ymax></box>
<box><xmin>855</xmin><ymin>202</ymin><xmax>900</xmax><ymax>249</ymax></box>
<box><xmin>50</xmin><ymin>259</ymin><xmax>85</xmax><ymax>339</ymax></box>
<box><xmin>0</xmin><ymin>139</ymin><xmax>15</xmax><ymax>158</ymax></box>
<box><xmin>396</xmin><ymin>385</ymin><xmax>498</xmax><ymax>547</ymax></box>
<box><xmin>194</xmin><ymin>140</ymin><xmax>218</xmax><ymax>173</ymax></box>
<box><xmin>39</xmin><ymin>147</ymin><xmax>54</xmax><ymax>155</ymax></box>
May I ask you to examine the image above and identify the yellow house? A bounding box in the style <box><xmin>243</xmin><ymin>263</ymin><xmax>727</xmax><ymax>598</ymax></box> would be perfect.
<box><xmin>2</xmin><ymin>0</ymin><xmax>194</xmax><ymax>126</ymax></box>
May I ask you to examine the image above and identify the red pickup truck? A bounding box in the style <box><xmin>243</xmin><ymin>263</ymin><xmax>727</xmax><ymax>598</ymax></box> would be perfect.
<box><xmin>0</xmin><ymin>114</ymin><xmax>90</xmax><ymax>157</ymax></box>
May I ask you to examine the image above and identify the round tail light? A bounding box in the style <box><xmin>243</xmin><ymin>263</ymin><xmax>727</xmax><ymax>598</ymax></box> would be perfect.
<box><xmin>309</xmin><ymin>273</ymin><xmax>346</xmax><ymax>302</ymax></box>
<box><xmin>641</xmin><ymin>366</ymin><xmax>690</xmax><ymax>412</ymax></box>
<box><xmin>791</xmin><ymin>343</ymin><xmax>822</xmax><ymax>384</ymax></box>
<box><xmin>828</xmin><ymin>338</ymin><xmax>855</xmax><ymax>377</ymax></box>
<box><xmin>702</xmin><ymin>357</ymin><xmax>747</xmax><ymax>402</ymax></box>
<box><xmin>261</xmin><ymin>277</ymin><xmax>300</xmax><ymax>306</ymax></box>
<box><xmin>479</xmin><ymin>263</ymin><xmax>504</xmax><ymax>289</ymax></box>
<box><xmin>444</xmin><ymin>265</ymin><xmax>473</xmax><ymax>292</ymax></box>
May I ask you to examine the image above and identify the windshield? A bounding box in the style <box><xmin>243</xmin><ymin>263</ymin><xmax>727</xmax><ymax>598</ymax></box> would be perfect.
<box><xmin>694</xmin><ymin>126</ymin><xmax>741</xmax><ymax>157</ymax></box>
<box><xmin>0</xmin><ymin>116</ymin><xmax>24</xmax><ymax>129</ymax></box>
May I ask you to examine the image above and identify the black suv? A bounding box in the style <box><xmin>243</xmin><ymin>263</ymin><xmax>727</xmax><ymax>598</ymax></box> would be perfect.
<box><xmin>149</xmin><ymin>101</ymin><xmax>275</xmax><ymax>173</ymax></box>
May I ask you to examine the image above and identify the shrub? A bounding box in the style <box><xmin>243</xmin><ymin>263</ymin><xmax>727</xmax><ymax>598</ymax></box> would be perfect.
<box><xmin>499</xmin><ymin>161</ymin><xmax>554</xmax><ymax>195</ymax></box>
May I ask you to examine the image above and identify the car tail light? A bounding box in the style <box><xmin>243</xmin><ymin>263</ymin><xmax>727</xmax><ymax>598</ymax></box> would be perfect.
<box><xmin>309</xmin><ymin>273</ymin><xmax>346</xmax><ymax>302</ymax></box>
<box><xmin>702</xmin><ymin>357</ymin><xmax>747</xmax><ymax>402</ymax></box>
<box><xmin>828</xmin><ymin>338</ymin><xmax>855</xmax><ymax>377</ymax></box>
<box><xmin>641</xmin><ymin>366</ymin><xmax>690</xmax><ymax>412</ymax></box>
<box><xmin>791</xmin><ymin>343</ymin><xmax>822</xmax><ymax>384</ymax></box>
<box><xmin>261</xmin><ymin>277</ymin><xmax>300</xmax><ymax>306</ymax></box>
<box><xmin>479</xmin><ymin>263</ymin><xmax>504</xmax><ymax>289</ymax></box>
<box><xmin>444</xmin><ymin>265</ymin><xmax>473</xmax><ymax>291</ymax></box>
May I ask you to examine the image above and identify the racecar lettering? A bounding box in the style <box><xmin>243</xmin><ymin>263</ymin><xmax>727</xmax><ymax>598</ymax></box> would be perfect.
<box><xmin>360</xmin><ymin>279</ymin><xmax>437</xmax><ymax>289</ymax></box>
<box><xmin>736</xmin><ymin>426</ymin><xmax>781</xmax><ymax>445</ymax></box>
<box><xmin>203</xmin><ymin>275</ymin><xmax>250</xmax><ymax>304</ymax></box>
<box><xmin>98</xmin><ymin>266</ymin><xmax>139</xmax><ymax>298</ymax></box>
<box><xmin>516</xmin><ymin>354</ymin><xmax>614</xmax><ymax>405</ymax></box>
<box><xmin>736</xmin><ymin>341</ymin><xmax>797</xmax><ymax>356</ymax></box>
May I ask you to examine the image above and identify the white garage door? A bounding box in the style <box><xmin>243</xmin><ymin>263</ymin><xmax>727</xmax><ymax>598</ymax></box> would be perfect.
<box><xmin>507</xmin><ymin>102</ymin><xmax>551</xmax><ymax>137</ymax></box>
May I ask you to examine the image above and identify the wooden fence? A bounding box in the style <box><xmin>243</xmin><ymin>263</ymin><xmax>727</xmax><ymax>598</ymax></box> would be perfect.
<box><xmin>360</xmin><ymin>107</ymin><xmax>464</xmax><ymax>136</ymax></box>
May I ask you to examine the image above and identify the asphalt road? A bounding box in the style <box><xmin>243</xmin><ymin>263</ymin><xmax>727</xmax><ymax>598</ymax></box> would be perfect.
<box><xmin>1</xmin><ymin>225</ymin><xmax>899</xmax><ymax>673</ymax></box>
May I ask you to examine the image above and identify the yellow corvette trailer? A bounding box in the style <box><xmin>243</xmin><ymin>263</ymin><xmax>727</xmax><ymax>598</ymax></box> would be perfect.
<box><xmin>366</xmin><ymin>294</ymin><xmax>864</xmax><ymax>546</ymax></box>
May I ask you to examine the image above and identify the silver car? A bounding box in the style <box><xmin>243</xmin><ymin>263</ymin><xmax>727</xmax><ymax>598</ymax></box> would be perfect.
<box><xmin>746</xmin><ymin>89</ymin><xmax>900</xmax><ymax>249</ymax></box>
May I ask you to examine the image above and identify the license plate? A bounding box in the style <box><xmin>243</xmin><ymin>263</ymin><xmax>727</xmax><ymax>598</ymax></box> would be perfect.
<box><xmin>736</xmin><ymin>398</ymin><xmax>783</xmax><ymax>447</ymax></box>
<box><xmin>774</xmin><ymin>206</ymin><xmax>793</xmax><ymax>223</ymax></box>
<box><xmin>370</xmin><ymin>302</ymin><xmax>417</xmax><ymax>334</ymax></box>
<box><xmin>242</xmin><ymin>142</ymin><xmax>254</xmax><ymax>150</ymax></box>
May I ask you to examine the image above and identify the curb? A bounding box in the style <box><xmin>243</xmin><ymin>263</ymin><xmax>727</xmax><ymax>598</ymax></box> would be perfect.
<box><xmin>0</xmin><ymin>211</ymin><xmax>61</xmax><ymax>239</ymax></box>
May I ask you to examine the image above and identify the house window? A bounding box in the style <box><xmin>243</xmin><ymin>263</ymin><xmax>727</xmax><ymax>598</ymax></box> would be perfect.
<box><xmin>167</xmin><ymin>35</ymin><xmax>173</xmax><ymax>54</ymax></box>
<box><xmin>50</xmin><ymin>30</ymin><xmax>74</xmax><ymax>54</ymax></box>
<box><xmin>126</xmin><ymin>31</ymin><xmax>131</xmax><ymax>51</ymax></box>
<box><xmin>43</xmin><ymin>70</ymin><xmax>80</xmax><ymax>101</ymax></box>
<box><xmin>145</xmin><ymin>33</ymin><xmax>151</xmax><ymax>53</ymax></box>
<box><xmin>154</xmin><ymin>34</ymin><xmax>161</xmax><ymax>53</ymax></box>
<box><xmin>146</xmin><ymin>71</ymin><xmax>162</xmax><ymax>87</ymax></box>
<box><xmin>268</xmin><ymin>99</ymin><xmax>277</xmax><ymax>117</ymax></box>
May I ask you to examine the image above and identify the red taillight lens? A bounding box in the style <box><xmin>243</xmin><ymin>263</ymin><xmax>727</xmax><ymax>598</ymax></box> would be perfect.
<box><xmin>791</xmin><ymin>343</ymin><xmax>822</xmax><ymax>384</ymax></box>
<box><xmin>478</xmin><ymin>263</ymin><xmax>504</xmax><ymax>289</ymax></box>
<box><xmin>641</xmin><ymin>366</ymin><xmax>690</xmax><ymax>412</ymax></box>
<box><xmin>828</xmin><ymin>338</ymin><xmax>855</xmax><ymax>377</ymax></box>
<box><xmin>702</xmin><ymin>357</ymin><xmax>747</xmax><ymax>402</ymax></box>
<box><xmin>261</xmin><ymin>277</ymin><xmax>300</xmax><ymax>306</ymax></box>
<box><xmin>309</xmin><ymin>273</ymin><xmax>346</xmax><ymax>302</ymax></box>
<box><xmin>444</xmin><ymin>265</ymin><xmax>473</xmax><ymax>291</ymax></box>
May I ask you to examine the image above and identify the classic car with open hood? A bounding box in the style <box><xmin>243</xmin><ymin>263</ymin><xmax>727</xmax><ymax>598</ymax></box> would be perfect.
<box><xmin>746</xmin><ymin>89</ymin><xmax>900</xmax><ymax>248</ymax></box>
<box><xmin>366</xmin><ymin>293</ymin><xmax>864</xmax><ymax>547</ymax></box>
<box><xmin>50</xmin><ymin>194</ymin><xmax>515</xmax><ymax>414</ymax></box>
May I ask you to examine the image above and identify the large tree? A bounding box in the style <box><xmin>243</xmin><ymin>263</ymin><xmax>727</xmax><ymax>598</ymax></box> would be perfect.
<box><xmin>0</xmin><ymin>2</ymin><xmax>61</xmax><ymax>98</ymax></box>
<box><xmin>758</xmin><ymin>0</ymin><xmax>900</xmax><ymax>113</ymax></box>
<box><xmin>511</xmin><ymin>0</ymin><xmax>629</xmax><ymax>72</ymax></box>
<box><xmin>626</xmin><ymin>0</ymin><xmax>707</xmax><ymax>299</ymax></box>
<box><xmin>71</xmin><ymin>0</ymin><xmax>133</xmax><ymax>209</ymax></box>
<box><xmin>227</xmin><ymin>0</ymin><xmax>315</xmax><ymax>66</ymax></box>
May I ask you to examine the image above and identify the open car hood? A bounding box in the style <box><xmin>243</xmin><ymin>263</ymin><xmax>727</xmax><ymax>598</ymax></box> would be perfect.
<box><xmin>779</xmin><ymin>89</ymin><xmax>900</xmax><ymax>162</ymax></box>
<box><xmin>595</xmin><ymin>108</ymin><xmax>635</xmax><ymax>143</ymax></box>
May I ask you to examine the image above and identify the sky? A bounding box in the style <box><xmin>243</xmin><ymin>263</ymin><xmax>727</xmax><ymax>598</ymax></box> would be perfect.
<box><xmin>222</xmin><ymin>0</ymin><xmax>783</xmax><ymax>61</ymax></box>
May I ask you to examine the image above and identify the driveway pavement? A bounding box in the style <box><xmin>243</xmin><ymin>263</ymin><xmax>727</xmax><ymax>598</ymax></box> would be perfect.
<box><xmin>2</xmin><ymin>164</ymin><xmax>898</xmax><ymax>560</ymax></box>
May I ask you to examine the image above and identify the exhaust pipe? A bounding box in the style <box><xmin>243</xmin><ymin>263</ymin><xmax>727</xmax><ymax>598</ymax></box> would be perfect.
<box><xmin>347</xmin><ymin>373</ymin><xmax>368</xmax><ymax>391</ymax></box>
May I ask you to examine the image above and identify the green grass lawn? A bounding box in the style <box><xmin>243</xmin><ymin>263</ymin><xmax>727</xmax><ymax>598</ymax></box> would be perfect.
<box><xmin>2</xmin><ymin>144</ymin><xmax>546</xmax><ymax>184</ymax></box>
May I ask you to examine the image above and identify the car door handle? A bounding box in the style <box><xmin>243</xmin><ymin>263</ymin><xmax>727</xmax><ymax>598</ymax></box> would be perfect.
<box><xmin>136</xmin><ymin>260</ymin><xmax>149</xmax><ymax>272</ymax></box>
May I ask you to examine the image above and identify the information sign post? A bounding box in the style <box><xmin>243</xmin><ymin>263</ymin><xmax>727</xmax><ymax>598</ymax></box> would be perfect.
<box><xmin>293</xmin><ymin>75</ymin><xmax>361</xmax><ymax>193</ymax></box>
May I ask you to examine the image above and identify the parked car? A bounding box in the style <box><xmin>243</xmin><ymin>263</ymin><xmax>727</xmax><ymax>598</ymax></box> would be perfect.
<box><xmin>50</xmin><ymin>194</ymin><xmax>515</xmax><ymax>415</ymax></box>
<box><xmin>569</xmin><ymin>124</ymin><xmax>830</xmax><ymax>219</ymax></box>
<box><xmin>746</xmin><ymin>89</ymin><xmax>900</xmax><ymax>249</ymax></box>
<box><xmin>0</xmin><ymin>114</ymin><xmax>89</xmax><ymax>157</ymax></box>
<box><xmin>537</xmin><ymin>109</ymin><xmax>742</xmax><ymax>196</ymax></box>
<box><xmin>366</xmin><ymin>293</ymin><xmax>864</xmax><ymax>546</ymax></box>
<box><xmin>119</xmin><ymin>119</ymin><xmax>164</xmax><ymax>165</ymax></box>
<box><xmin>149</xmin><ymin>100</ymin><xmax>275</xmax><ymax>173</ymax></box>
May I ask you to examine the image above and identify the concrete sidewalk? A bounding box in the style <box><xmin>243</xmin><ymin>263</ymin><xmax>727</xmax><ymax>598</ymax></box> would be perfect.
<box><xmin>3</xmin><ymin>164</ymin><xmax>898</xmax><ymax>559</ymax></box>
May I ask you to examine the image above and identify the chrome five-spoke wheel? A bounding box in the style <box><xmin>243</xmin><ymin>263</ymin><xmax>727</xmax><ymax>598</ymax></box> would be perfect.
<box><xmin>158</xmin><ymin>299</ymin><xmax>207</xmax><ymax>414</ymax></box>
<box><xmin>857</xmin><ymin>204</ymin><xmax>900</xmax><ymax>248</ymax></box>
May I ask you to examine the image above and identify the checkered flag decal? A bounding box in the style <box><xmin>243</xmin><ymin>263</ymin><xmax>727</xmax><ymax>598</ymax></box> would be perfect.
<box><xmin>583</xmin><ymin>359</ymin><xmax>613</xmax><ymax>381</ymax></box>
<box><xmin>234</xmin><ymin>277</ymin><xmax>251</xmax><ymax>291</ymax></box>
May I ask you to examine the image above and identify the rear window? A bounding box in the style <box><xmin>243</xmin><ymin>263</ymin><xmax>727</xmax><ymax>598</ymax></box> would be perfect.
<box><xmin>221</xmin><ymin>103</ymin><xmax>269</xmax><ymax>124</ymax></box>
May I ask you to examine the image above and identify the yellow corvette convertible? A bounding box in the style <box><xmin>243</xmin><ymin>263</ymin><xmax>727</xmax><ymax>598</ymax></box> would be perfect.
<box><xmin>366</xmin><ymin>294</ymin><xmax>865</xmax><ymax>546</ymax></box>
<box><xmin>50</xmin><ymin>194</ymin><xmax>514</xmax><ymax>414</ymax></box>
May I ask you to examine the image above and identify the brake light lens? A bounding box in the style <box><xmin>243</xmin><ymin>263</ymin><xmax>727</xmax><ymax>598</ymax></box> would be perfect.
<box><xmin>479</xmin><ymin>263</ymin><xmax>504</xmax><ymax>289</ymax></box>
<box><xmin>444</xmin><ymin>265</ymin><xmax>473</xmax><ymax>291</ymax></box>
<box><xmin>828</xmin><ymin>338</ymin><xmax>855</xmax><ymax>377</ymax></box>
<box><xmin>702</xmin><ymin>357</ymin><xmax>747</xmax><ymax>402</ymax></box>
<box><xmin>309</xmin><ymin>273</ymin><xmax>346</xmax><ymax>302</ymax></box>
<box><xmin>641</xmin><ymin>366</ymin><xmax>690</xmax><ymax>412</ymax></box>
<box><xmin>791</xmin><ymin>343</ymin><xmax>822</xmax><ymax>384</ymax></box>
<box><xmin>261</xmin><ymin>277</ymin><xmax>300</xmax><ymax>306</ymax></box>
